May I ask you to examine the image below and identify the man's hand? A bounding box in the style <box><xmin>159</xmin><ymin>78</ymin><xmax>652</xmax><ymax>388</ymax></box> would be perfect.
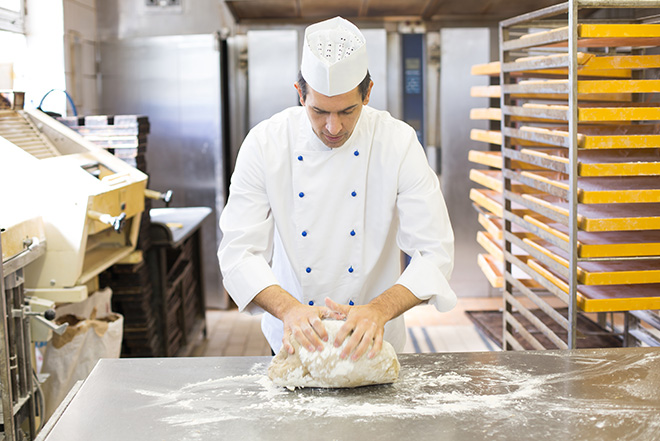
<box><xmin>325</xmin><ymin>285</ymin><xmax>422</xmax><ymax>361</ymax></box>
<box><xmin>325</xmin><ymin>297</ymin><xmax>387</xmax><ymax>361</ymax></box>
<box><xmin>281</xmin><ymin>302</ymin><xmax>343</xmax><ymax>355</ymax></box>
<box><xmin>252</xmin><ymin>285</ymin><xmax>345</xmax><ymax>355</ymax></box>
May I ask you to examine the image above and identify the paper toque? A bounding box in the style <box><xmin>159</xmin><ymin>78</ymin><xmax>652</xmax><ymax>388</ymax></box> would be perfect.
<box><xmin>300</xmin><ymin>16</ymin><xmax>368</xmax><ymax>97</ymax></box>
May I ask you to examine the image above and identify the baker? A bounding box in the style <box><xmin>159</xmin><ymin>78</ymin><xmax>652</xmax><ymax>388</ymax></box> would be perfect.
<box><xmin>218</xmin><ymin>16</ymin><xmax>456</xmax><ymax>361</ymax></box>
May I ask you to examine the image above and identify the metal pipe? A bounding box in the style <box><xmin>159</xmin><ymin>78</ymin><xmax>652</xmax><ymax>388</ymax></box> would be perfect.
<box><xmin>0</xmin><ymin>238</ymin><xmax>17</xmax><ymax>441</ymax></box>
<box><xmin>568</xmin><ymin>0</ymin><xmax>580</xmax><ymax>350</ymax></box>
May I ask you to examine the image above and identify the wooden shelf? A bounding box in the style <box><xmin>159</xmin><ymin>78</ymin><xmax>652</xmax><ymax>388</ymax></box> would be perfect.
<box><xmin>527</xmin><ymin>259</ymin><xmax>660</xmax><ymax>313</ymax></box>
<box><xmin>523</xmin><ymin>212</ymin><xmax>660</xmax><ymax>258</ymax></box>
<box><xmin>504</xmin><ymin>125</ymin><xmax>660</xmax><ymax>150</ymax></box>
<box><xmin>522</xmin><ymin>235</ymin><xmax>660</xmax><ymax>285</ymax></box>
<box><xmin>503</xmin><ymin>24</ymin><xmax>660</xmax><ymax>51</ymax></box>
<box><xmin>517</xmin><ymin>170</ymin><xmax>660</xmax><ymax>203</ymax></box>
<box><xmin>522</xmin><ymin>193</ymin><xmax>660</xmax><ymax>232</ymax></box>
<box><xmin>514</xmin><ymin>148</ymin><xmax>660</xmax><ymax>177</ymax></box>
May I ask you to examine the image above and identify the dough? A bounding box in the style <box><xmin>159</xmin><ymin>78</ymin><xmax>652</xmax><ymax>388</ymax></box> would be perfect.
<box><xmin>267</xmin><ymin>319</ymin><xmax>400</xmax><ymax>389</ymax></box>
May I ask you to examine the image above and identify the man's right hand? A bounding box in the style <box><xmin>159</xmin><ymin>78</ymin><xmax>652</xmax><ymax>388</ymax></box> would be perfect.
<box><xmin>281</xmin><ymin>303</ymin><xmax>335</xmax><ymax>354</ymax></box>
<box><xmin>253</xmin><ymin>285</ymin><xmax>344</xmax><ymax>354</ymax></box>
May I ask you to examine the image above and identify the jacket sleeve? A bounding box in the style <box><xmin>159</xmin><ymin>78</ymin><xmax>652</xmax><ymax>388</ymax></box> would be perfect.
<box><xmin>394</xmin><ymin>129</ymin><xmax>457</xmax><ymax>312</ymax></box>
<box><xmin>217</xmin><ymin>131</ymin><xmax>279</xmax><ymax>314</ymax></box>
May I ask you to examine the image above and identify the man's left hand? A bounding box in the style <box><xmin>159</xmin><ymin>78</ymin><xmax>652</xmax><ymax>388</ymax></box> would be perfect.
<box><xmin>324</xmin><ymin>297</ymin><xmax>387</xmax><ymax>361</ymax></box>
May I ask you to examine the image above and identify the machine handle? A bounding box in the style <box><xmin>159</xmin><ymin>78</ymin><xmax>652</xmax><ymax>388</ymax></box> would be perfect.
<box><xmin>88</xmin><ymin>210</ymin><xmax>127</xmax><ymax>233</ymax></box>
<box><xmin>145</xmin><ymin>188</ymin><xmax>174</xmax><ymax>206</ymax></box>
<box><xmin>25</xmin><ymin>309</ymin><xmax>68</xmax><ymax>336</ymax></box>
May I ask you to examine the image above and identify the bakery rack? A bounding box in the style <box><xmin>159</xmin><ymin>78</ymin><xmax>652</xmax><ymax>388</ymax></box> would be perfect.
<box><xmin>496</xmin><ymin>0</ymin><xmax>660</xmax><ymax>350</ymax></box>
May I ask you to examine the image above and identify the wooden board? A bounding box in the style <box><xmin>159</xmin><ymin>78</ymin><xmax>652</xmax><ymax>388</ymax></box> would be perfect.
<box><xmin>504</xmin><ymin>103</ymin><xmax>660</xmax><ymax>125</ymax></box>
<box><xmin>511</xmin><ymin>24</ymin><xmax>660</xmax><ymax>50</ymax></box>
<box><xmin>470</xmin><ymin>107</ymin><xmax>568</xmax><ymax>124</ymax></box>
<box><xmin>503</xmin><ymin>52</ymin><xmax>660</xmax><ymax>73</ymax></box>
<box><xmin>519</xmin><ymin>170</ymin><xmax>660</xmax><ymax>203</ymax></box>
<box><xmin>522</xmin><ymin>236</ymin><xmax>660</xmax><ymax>285</ymax></box>
<box><xmin>518</xmin><ymin>148</ymin><xmax>660</xmax><ymax>177</ymax></box>
<box><xmin>527</xmin><ymin>259</ymin><xmax>660</xmax><ymax>313</ymax></box>
<box><xmin>470</xmin><ymin>85</ymin><xmax>631</xmax><ymax>102</ymax></box>
<box><xmin>523</xmin><ymin>212</ymin><xmax>660</xmax><ymax>258</ymax></box>
<box><xmin>522</xmin><ymin>193</ymin><xmax>660</xmax><ymax>231</ymax></box>
<box><xmin>505</xmin><ymin>79</ymin><xmax>660</xmax><ymax>96</ymax></box>
<box><xmin>470</xmin><ymin>169</ymin><xmax>537</xmax><ymax>194</ymax></box>
<box><xmin>468</xmin><ymin>150</ymin><xmax>543</xmax><ymax>170</ymax></box>
<box><xmin>511</xmin><ymin>124</ymin><xmax>660</xmax><ymax>150</ymax></box>
<box><xmin>472</xmin><ymin>55</ymin><xmax>631</xmax><ymax>78</ymax></box>
<box><xmin>478</xmin><ymin>253</ymin><xmax>541</xmax><ymax>290</ymax></box>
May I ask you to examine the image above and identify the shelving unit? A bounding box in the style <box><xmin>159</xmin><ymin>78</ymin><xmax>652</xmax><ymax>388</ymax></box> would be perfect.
<box><xmin>497</xmin><ymin>0</ymin><xmax>660</xmax><ymax>350</ymax></box>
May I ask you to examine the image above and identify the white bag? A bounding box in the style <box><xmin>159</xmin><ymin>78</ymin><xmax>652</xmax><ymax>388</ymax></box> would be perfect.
<box><xmin>41</xmin><ymin>288</ymin><xmax>123</xmax><ymax>418</ymax></box>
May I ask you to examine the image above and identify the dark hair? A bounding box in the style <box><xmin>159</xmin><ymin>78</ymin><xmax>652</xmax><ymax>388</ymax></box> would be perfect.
<box><xmin>297</xmin><ymin>70</ymin><xmax>372</xmax><ymax>101</ymax></box>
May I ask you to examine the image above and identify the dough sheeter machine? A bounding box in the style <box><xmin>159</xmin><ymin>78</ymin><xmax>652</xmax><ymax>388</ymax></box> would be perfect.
<box><xmin>0</xmin><ymin>91</ymin><xmax>148</xmax><ymax>303</ymax></box>
<box><xmin>35</xmin><ymin>347</ymin><xmax>660</xmax><ymax>441</ymax></box>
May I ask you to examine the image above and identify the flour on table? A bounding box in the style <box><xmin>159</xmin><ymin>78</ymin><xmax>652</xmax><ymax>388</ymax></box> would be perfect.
<box><xmin>268</xmin><ymin>319</ymin><xmax>400</xmax><ymax>389</ymax></box>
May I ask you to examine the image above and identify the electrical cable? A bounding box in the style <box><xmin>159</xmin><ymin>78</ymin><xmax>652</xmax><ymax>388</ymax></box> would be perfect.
<box><xmin>37</xmin><ymin>89</ymin><xmax>78</xmax><ymax>117</ymax></box>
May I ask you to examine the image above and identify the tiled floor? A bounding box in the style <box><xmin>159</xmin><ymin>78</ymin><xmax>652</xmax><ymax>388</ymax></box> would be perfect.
<box><xmin>191</xmin><ymin>297</ymin><xmax>510</xmax><ymax>357</ymax></box>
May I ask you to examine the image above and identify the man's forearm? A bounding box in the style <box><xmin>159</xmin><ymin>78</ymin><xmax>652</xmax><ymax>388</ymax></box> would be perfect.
<box><xmin>368</xmin><ymin>284</ymin><xmax>421</xmax><ymax>323</ymax></box>
<box><xmin>253</xmin><ymin>285</ymin><xmax>301</xmax><ymax>320</ymax></box>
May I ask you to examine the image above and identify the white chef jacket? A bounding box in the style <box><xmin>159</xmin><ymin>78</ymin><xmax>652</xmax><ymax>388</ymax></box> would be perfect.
<box><xmin>218</xmin><ymin>105</ymin><xmax>456</xmax><ymax>353</ymax></box>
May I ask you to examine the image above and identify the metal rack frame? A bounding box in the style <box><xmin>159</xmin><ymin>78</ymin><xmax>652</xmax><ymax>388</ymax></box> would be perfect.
<box><xmin>499</xmin><ymin>0</ymin><xmax>660</xmax><ymax>350</ymax></box>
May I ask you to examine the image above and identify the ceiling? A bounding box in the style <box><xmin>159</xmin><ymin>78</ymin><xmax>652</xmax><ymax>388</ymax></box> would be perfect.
<box><xmin>223</xmin><ymin>0</ymin><xmax>564</xmax><ymax>26</ymax></box>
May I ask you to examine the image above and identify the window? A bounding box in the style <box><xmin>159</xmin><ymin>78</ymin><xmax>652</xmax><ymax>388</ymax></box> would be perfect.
<box><xmin>0</xmin><ymin>0</ymin><xmax>24</xmax><ymax>33</ymax></box>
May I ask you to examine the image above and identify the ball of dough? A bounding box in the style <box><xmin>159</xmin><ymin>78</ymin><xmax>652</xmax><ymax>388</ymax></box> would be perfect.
<box><xmin>268</xmin><ymin>319</ymin><xmax>400</xmax><ymax>389</ymax></box>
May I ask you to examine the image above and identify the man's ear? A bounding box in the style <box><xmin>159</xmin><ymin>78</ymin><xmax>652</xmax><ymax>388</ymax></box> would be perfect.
<box><xmin>294</xmin><ymin>82</ymin><xmax>305</xmax><ymax>106</ymax></box>
<box><xmin>362</xmin><ymin>80</ymin><xmax>374</xmax><ymax>106</ymax></box>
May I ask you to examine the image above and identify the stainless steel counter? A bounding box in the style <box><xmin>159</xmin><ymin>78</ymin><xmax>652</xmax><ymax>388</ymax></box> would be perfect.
<box><xmin>41</xmin><ymin>348</ymin><xmax>660</xmax><ymax>440</ymax></box>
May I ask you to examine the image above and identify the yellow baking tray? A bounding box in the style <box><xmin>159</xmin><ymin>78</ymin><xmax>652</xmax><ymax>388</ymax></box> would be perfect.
<box><xmin>523</xmin><ymin>212</ymin><xmax>660</xmax><ymax>258</ymax></box>
<box><xmin>523</xmin><ymin>235</ymin><xmax>660</xmax><ymax>285</ymax></box>
<box><xmin>527</xmin><ymin>259</ymin><xmax>660</xmax><ymax>313</ymax></box>
<box><xmin>523</xmin><ymin>193</ymin><xmax>660</xmax><ymax>231</ymax></box>
<box><xmin>518</xmin><ymin>170</ymin><xmax>660</xmax><ymax>203</ymax></box>
<box><xmin>517</xmin><ymin>148</ymin><xmax>660</xmax><ymax>177</ymax></box>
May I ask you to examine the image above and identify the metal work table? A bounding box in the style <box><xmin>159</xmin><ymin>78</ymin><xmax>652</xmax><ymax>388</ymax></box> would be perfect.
<box><xmin>38</xmin><ymin>347</ymin><xmax>660</xmax><ymax>440</ymax></box>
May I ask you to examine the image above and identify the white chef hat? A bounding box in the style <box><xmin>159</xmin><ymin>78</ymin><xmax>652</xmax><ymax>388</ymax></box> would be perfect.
<box><xmin>300</xmin><ymin>16</ymin><xmax>369</xmax><ymax>97</ymax></box>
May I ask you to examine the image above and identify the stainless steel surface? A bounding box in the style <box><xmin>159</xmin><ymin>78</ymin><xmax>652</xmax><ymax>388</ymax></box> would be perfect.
<box><xmin>42</xmin><ymin>348</ymin><xmax>660</xmax><ymax>441</ymax></box>
<box><xmin>99</xmin><ymin>34</ymin><xmax>226</xmax><ymax>309</ymax></box>
<box><xmin>247</xmin><ymin>29</ymin><xmax>299</xmax><ymax>129</ymax></box>
<box><xmin>149</xmin><ymin>207</ymin><xmax>213</xmax><ymax>247</ymax></box>
<box><xmin>440</xmin><ymin>27</ymin><xmax>495</xmax><ymax>296</ymax></box>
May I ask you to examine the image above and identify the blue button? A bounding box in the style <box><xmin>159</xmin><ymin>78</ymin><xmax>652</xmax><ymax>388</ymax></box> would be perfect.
<box><xmin>350</xmin><ymin>230</ymin><xmax>356</xmax><ymax>236</ymax></box>
<box><xmin>299</xmin><ymin>192</ymin><xmax>305</xmax><ymax>198</ymax></box>
<box><xmin>298</xmin><ymin>155</ymin><xmax>303</xmax><ymax>161</ymax></box>
<box><xmin>349</xmin><ymin>300</ymin><xmax>354</xmax><ymax>306</ymax></box>
<box><xmin>354</xmin><ymin>150</ymin><xmax>359</xmax><ymax>156</ymax></box>
<box><xmin>308</xmin><ymin>300</ymin><xmax>314</xmax><ymax>306</ymax></box>
<box><xmin>302</xmin><ymin>230</ymin><xmax>307</xmax><ymax>237</ymax></box>
<box><xmin>348</xmin><ymin>266</ymin><xmax>354</xmax><ymax>273</ymax></box>
<box><xmin>306</xmin><ymin>267</ymin><xmax>311</xmax><ymax>273</ymax></box>
<box><xmin>351</xmin><ymin>191</ymin><xmax>357</xmax><ymax>197</ymax></box>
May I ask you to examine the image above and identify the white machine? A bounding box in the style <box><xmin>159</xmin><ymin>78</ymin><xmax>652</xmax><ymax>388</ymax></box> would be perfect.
<box><xmin>0</xmin><ymin>92</ymin><xmax>148</xmax><ymax>302</ymax></box>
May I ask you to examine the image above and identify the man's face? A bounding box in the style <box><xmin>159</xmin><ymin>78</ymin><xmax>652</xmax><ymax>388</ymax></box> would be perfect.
<box><xmin>295</xmin><ymin>81</ymin><xmax>373</xmax><ymax>148</ymax></box>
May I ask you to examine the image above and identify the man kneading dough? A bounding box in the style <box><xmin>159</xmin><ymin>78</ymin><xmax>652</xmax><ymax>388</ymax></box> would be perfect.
<box><xmin>217</xmin><ymin>16</ymin><xmax>456</xmax><ymax>365</ymax></box>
